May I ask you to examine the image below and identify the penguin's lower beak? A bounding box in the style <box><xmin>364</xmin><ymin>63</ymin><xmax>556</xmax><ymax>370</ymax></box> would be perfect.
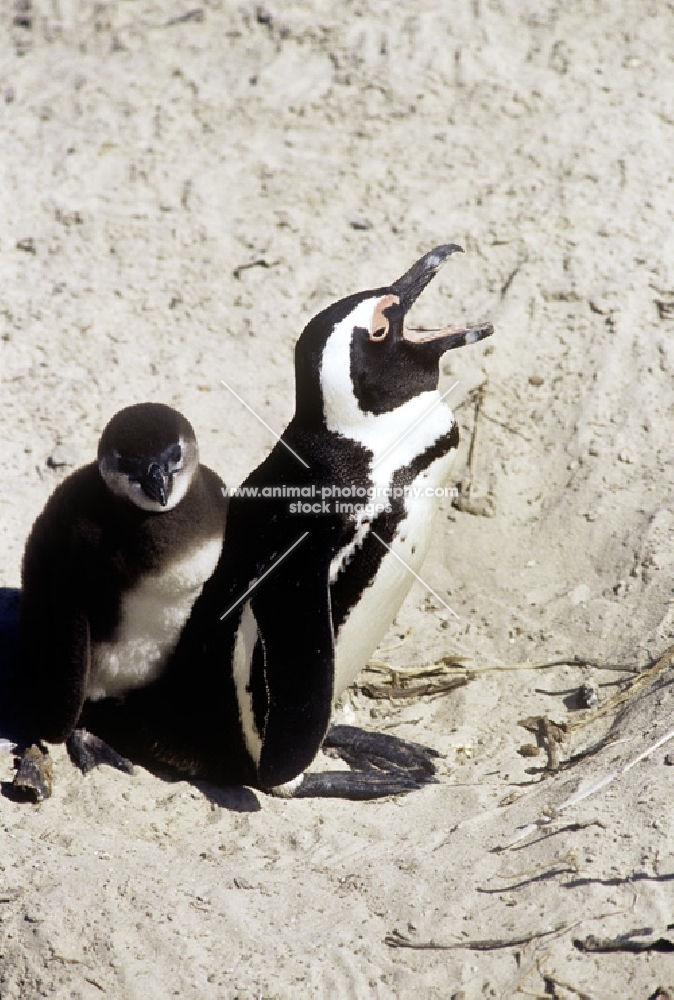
<box><xmin>403</xmin><ymin>320</ymin><xmax>494</xmax><ymax>351</ymax></box>
<box><xmin>140</xmin><ymin>463</ymin><xmax>170</xmax><ymax>507</ymax></box>
<box><xmin>391</xmin><ymin>244</ymin><xmax>494</xmax><ymax>352</ymax></box>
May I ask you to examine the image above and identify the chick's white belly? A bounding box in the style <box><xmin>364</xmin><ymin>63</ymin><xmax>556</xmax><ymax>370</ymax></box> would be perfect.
<box><xmin>87</xmin><ymin>538</ymin><xmax>222</xmax><ymax>701</ymax></box>
<box><xmin>332</xmin><ymin>454</ymin><xmax>453</xmax><ymax>699</ymax></box>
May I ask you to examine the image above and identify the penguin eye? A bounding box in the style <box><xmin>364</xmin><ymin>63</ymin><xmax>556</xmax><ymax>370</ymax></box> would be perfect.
<box><xmin>368</xmin><ymin>293</ymin><xmax>399</xmax><ymax>342</ymax></box>
<box><xmin>370</xmin><ymin>321</ymin><xmax>389</xmax><ymax>342</ymax></box>
<box><xmin>164</xmin><ymin>443</ymin><xmax>183</xmax><ymax>474</ymax></box>
<box><xmin>117</xmin><ymin>456</ymin><xmax>141</xmax><ymax>478</ymax></box>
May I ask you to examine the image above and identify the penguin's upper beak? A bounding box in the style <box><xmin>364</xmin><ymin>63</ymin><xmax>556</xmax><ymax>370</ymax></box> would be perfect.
<box><xmin>391</xmin><ymin>244</ymin><xmax>494</xmax><ymax>351</ymax></box>
<box><xmin>140</xmin><ymin>462</ymin><xmax>171</xmax><ymax>507</ymax></box>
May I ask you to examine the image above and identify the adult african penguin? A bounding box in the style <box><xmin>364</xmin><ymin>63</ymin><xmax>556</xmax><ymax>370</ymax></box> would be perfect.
<box><xmin>17</xmin><ymin>402</ymin><xmax>227</xmax><ymax>785</ymax></box>
<box><xmin>95</xmin><ymin>245</ymin><xmax>493</xmax><ymax>800</ymax></box>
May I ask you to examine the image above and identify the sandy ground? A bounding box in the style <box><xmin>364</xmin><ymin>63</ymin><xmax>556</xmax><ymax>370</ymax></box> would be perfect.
<box><xmin>1</xmin><ymin>1</ymin><xmax>674</xmax><ymax>997</ymax></box>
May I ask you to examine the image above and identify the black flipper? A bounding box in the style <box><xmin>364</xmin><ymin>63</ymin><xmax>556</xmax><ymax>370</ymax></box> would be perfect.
<box><xmin>20</xmin><ymin>604</ymin><xmax>91</xmax><ymax>745</ymax></box>
<box><xmin>252</xmin><ymin>532</ymin><xmax>336</xmax><ymax>789</ymax></box>
<box><xmin>66</xmin><ymin>727</ymin><xmax>134</xmax><ymax>775</ymax></box>
<box><xmin>19</xmin><ymin>476</ymin><xmax>100</xmax><ymax>747</ymax></box>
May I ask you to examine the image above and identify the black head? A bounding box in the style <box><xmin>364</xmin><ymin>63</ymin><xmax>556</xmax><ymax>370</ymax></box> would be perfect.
<box><xmin>97</xmin><ymin>402</ymin><xmax>199</xmax><ymax>511</ymax></box>
<box><xmin>294</xmin><ymin>245</ymin><xmax>493</xmax><ymax>427</ymax></box>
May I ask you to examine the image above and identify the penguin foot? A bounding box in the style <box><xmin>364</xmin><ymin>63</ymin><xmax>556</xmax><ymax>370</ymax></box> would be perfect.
<box><xmin>13</xmin><ymin>744</ymin><xmax>54</xmax><ymax>802</ymax></box>
<box><xmin>294</xmin><ymin>769</ymin><xmax>425</xmax><ymax>800</ymax></box>
<box><xmin>323</xmin><ymin>725</ymin><xmax>440</xmax><ymax>780</ymax></box>
<box><xmin>66</xmin><ymin>728</ymin><xmax>134</xmax><ymax>776</ymax></box>
<box><xmin>291</xmin><ymin>725</ymin><xmax>440</xmax><ymax>800</ymax></box>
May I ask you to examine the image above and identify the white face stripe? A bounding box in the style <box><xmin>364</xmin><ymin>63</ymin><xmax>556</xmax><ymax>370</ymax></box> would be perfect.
<box><xmin>320</xmin><ymin>297</ymin><xmax>380</xmax><ymax>440</ymax></box>
<box><xmin>164</xmin><ymin>435</ymin><xmax>198</xmax><ymax>508</ymax></box>
<box><xmin>232</xmin><ymin>601</ymin><xmax>263</xmax><ymax>766</ymax></box>
<box><xmin>319</xmin><ymin>297</ymin><xmax>456</xmax><ymax>479</ymax></box>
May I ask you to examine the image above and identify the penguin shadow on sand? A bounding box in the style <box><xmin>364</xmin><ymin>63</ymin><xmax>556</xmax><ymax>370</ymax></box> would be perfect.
<box><xmin>189</xmin><ymin>780</ymin><xmax>261</xmax><ymax>813</ymax></box>
<box><xmin>0</xmin><ymin>586</ymin><xmax>26</xmax><ymax>800</ymax></box>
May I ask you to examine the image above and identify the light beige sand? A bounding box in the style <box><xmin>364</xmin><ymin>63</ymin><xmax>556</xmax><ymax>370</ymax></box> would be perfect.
<box><xmin>1</xmin><ymin>2</ymin><xmax>673</xmax><ymax>997</ymax></box>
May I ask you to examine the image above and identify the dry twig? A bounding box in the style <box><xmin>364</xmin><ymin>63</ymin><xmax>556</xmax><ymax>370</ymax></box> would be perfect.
<box><xmin>565</xmin><ymin>644</ymin><xmax>674</xmax><ymax>737</ymax></box>
<box><xmin>385</xmin><ymin>922</ymin><xmax>570</xmax><ymax>951</ymax></box>
<box><xmin>573</xmin><ymin>929</ymin><xmax>674</xmax><ymax>953</ymax></box>
<box><xmin>359</xmin><ymin>675</ymin><xmax>469</xmax><ymax>700</ymax></box>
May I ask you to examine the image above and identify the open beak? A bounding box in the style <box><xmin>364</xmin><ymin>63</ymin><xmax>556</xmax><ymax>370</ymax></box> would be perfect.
<box><xmin>391</xmin><ymin>244</ymin><xmax>494</xmax><ymax>351</ymax></box>
<box><xmin>403</xmin><ymin>319</ymin><xmax>494</xmax><ymax>349</ymax></box>
<box><xmin>140</xmin><ymin>462</ymin><xmax>170</xmax><ymax>506</ymax></box>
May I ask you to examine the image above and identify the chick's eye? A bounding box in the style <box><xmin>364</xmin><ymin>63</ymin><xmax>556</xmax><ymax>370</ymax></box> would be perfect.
<box><xmin>118</xmin><ymin>457</ymin><xmax>140</xmax><ymax>477</ymax></box>
<box><xmin>169</xmin><ymin>444</ymin><xmax>182</xmax><ymax>464</ymax></box>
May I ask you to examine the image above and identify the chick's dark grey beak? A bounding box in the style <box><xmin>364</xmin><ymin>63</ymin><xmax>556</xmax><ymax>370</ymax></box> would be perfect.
<box><xmin>390</xmin><ymin>244</ymin><xmax>464</xmax><ymax>311</ymax></box>
<box><xmin>140</xmin><ymin>462</ymin><xmax>170</xmax><ymax>506</ymax></box>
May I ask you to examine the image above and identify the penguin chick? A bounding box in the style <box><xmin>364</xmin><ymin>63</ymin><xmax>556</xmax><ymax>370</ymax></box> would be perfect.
<box><xmin>18</xmin><ymin>402</ymin><xmax>227</xmax><ymax>784</ymax></box>
<box><xmin>105</xmin><ymin>246</ymin><xmax>493</xmax><ymax>800</ymax></box>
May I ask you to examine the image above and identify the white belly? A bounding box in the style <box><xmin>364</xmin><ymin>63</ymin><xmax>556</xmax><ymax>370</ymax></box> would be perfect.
<box><xmin>332</xmin><ymin>449</ymin><xmax>455</xmax><ymax>698</ymax></box>
<box><xmin>88</xmin><ymin>537</ymin><xmax>222</xmax><ymax>701</ymax></box>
